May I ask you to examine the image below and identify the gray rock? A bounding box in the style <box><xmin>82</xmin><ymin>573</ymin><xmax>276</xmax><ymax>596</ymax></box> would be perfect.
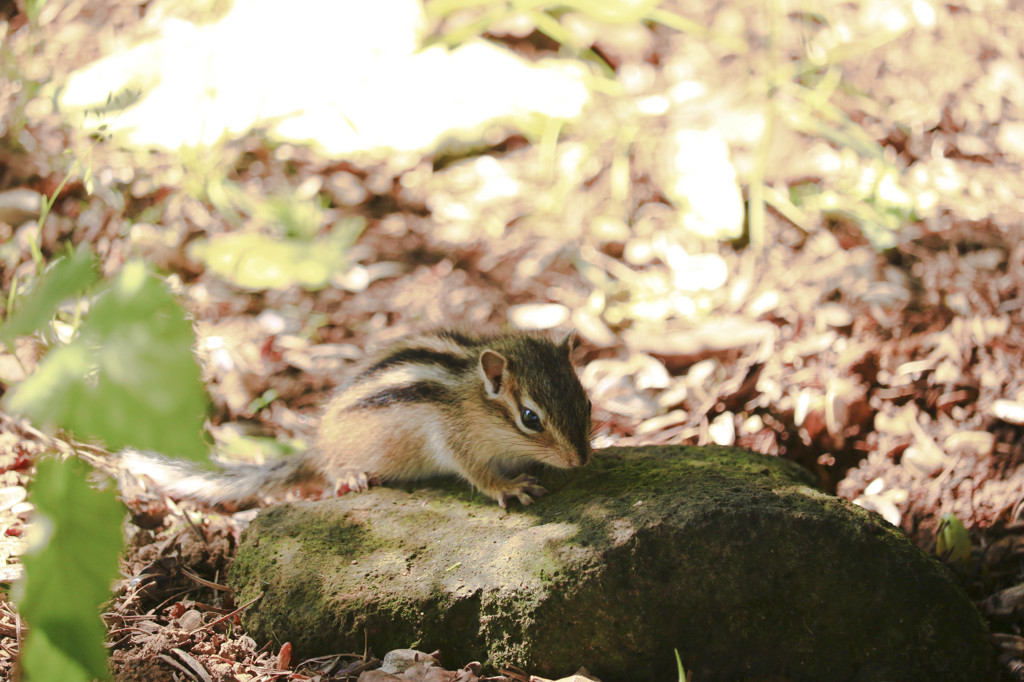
<box><xmin>380</xmin><ymin>649</ymin><xmax>438</xmax><ymax>674</ymax></box>
<box><xmin>229</xmin><ymin>445</ymin><xmax>994</xmax><ymax>681</ymax></box>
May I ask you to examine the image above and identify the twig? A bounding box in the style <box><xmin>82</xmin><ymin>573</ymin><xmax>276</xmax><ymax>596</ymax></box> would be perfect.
<box><xmin>190</xmin><ymin>592</ymin><xmax>263</xmax><ymax>634</ymax></box>
<box><xmin>181</xmin><ymin>566</ymin><xmax>230</xmax><ymax>592</ymax></box>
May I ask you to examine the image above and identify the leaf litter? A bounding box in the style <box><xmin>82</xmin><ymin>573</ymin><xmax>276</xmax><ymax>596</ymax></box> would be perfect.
<box><xmin>1</xmin><ymin>0</ymin><xmax>1024</xmax><ymax>679</ymax></box>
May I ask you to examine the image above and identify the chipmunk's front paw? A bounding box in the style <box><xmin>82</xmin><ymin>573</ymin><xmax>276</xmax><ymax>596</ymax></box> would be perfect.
<box><xmin>495</xmin><ymin>474</ymin><xmax>548</xmax><ymax>509</ymax></box>
<box><xmin>330</xmin><ymin>470</ymin><xmax>371</xmax><ymax>496</ymax></box>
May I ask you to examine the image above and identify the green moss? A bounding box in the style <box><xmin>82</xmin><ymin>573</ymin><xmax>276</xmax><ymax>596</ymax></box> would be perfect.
<box><xmin>230</xmin><ymin>445</ymin><xmax>994</xmax><ymax>681</ymax></box>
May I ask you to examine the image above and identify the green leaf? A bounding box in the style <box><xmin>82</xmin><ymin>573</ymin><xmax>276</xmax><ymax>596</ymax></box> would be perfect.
<box><xmin>0</xmin><ymin>248</ymin><xmax>98</xmax><ymax>347</ymax></box>
<box><xmin>18</xmin><ymin>457</ymin><xmax>123</xmax><ymax>682</ymax></box>
<box><xmin>20</xmin><ymin>630</ymin><xmax>96</xmax><ymax>681</ymax></box>
<box><xmin>3</xmin><ymin>343</ymin><xmax>92</xmax><ymax>421</ymax></box>
<box><xmin>4</xmin><ymin>260</ymin><xmax>209</xmax><ymax>461</ymax></box>
<box><xmin>189</xmin><ymin>219</ymin><xmax>365</xmax><ymax>292</ymax></box>
<box><xmin>936</xmin><ymin>513</ymin><xmax>972</xmax><ymax>564</ymax></box>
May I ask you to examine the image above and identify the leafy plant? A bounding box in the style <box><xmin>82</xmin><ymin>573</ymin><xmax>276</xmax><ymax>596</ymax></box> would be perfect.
<box><xmin>936</xmin><ymin>513</ymin><xmax>972</xmax><ymax>565</ymax></box>
<box><xmin>188</xmin><ymin>175</ymin><xmax>366</xmax><ymax>291</ymax></box>
<box><xmin>1</xmin><ymin>248</ymin><xmax>98</xmax><ymax>344</ymax></box>
<box><xmin>675</xmin><ymin>648</ymin><xmax>689</xmax><ymax>682</ymax></box>
<box><xmin>424</xmin><ymin>0</ymin><xmax>736</xmax><ymax>69</ymax></box>
<box><xmin>426</xmin><ymin>0</ymin><xmax>920</xmax><ymax>252</ymax></box>
<box><xmin>15</xmin><ymin>458</ymin><xmax>123</xmax><ymax>681</ymax></box>
<box><xmin>1</xmin><ymin>249</ymin><xmax>210</xmax><ymax>680</ymax></box>
<box><xmin>5</xmin><ymin>255</ymin><xmax>209</xmax><ymax>460</ymax></box>
<box><xmin>189</xmin><ymin>222</ymin><xmax>365</xmax><ymax>291</ymax></box>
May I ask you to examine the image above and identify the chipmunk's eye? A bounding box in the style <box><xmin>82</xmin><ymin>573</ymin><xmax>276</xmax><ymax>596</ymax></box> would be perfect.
<box><xmin>520</xmin><ymin>407</ymin><xmax>543</xmax><ymax>433</ymax></box>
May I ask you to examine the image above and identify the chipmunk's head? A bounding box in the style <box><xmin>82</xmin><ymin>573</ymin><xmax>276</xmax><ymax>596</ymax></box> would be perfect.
<box><xmin>478</xmin><ymin>330</ymin><xmax>592</xmax><ymax>469</ymax></box>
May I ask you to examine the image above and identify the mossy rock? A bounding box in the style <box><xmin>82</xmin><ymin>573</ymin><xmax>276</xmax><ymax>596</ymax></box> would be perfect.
<box><xmin>229</xmin><ymin>445</ymin><xmax>994</xmax><ymax>681</ymax></box>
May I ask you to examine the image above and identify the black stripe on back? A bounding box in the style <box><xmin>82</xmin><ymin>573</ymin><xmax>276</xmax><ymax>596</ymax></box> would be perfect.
<box><xmin>362</xmin><ymin>347</ymin><xmax>472</xmax><ymax>378</ymax></box>
<box><xmin>437</xmin><ymin>329</ymin><xmax>480</xmax><ymax>346</ymax></box>
<box><xmin>353</xmin><ymin>380</ymin><xmax>456</xmax><ymax>409</ymax></box>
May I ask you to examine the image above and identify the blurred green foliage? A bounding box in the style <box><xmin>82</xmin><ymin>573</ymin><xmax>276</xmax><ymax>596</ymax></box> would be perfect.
<box><xmin>190</xmin><ymin>225</ymin><xmax>364</xmax><ymax>291</ymax></box>
<box><xmin>23</xmin><ymin>0</ymin><xmax>48</xmax><ymax>29</ymax></box>
<box><xmin>2</xmin><ymin>250</ymin><xmax>210</xmax><ymax>680</ymax></box>
<box><xmin>0</xmin><ymin>249</ymin><xmax>98</xmax><ymax>346</ymax></box>
<box><xmin>936</xmin><ymin>513</ymin><xmax>972</xmax><ymax>565</ymax></box>
<box><xmin>4</xmin><ymin>256</ymin><xmax>208</xmax><ymax>460</ymax></box>
<box><xmin>425</xmin><ymin>0</ymin><xmax>728</xmax><ymax>68</ymax></box>
<box><xmin>16</xmin><ymin>458</ymin><xmax>123</xmax><ymax>682</ymax></box>
<box><xmin>427</xmin><ymin>0</ymin><xmax>916</xmax><ymax>251</ymax></box>
<box><xmin>189</xmin><ymin>175</ymin><xmax>366</xmax><ymax>291</ymax></box>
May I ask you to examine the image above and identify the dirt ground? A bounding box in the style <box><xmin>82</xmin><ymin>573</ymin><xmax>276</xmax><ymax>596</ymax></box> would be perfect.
<box><xmin>1</xmin><ymin>0</ymin><xmax>1023</xmax><ymax>680</ymax></box>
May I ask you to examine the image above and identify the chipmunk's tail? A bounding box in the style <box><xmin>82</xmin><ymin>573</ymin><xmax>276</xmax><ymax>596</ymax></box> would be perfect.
<box><xmin>118</xmin><ymin>448</ymin><xmax>322</xmax><ymax>510</ymax></box>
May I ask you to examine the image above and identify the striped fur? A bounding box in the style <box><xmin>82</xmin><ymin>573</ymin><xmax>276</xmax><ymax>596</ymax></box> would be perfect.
<box><xmin>123</xmin><ymin>329</ymin><xmax>592</xmax><ymax>509</ymax></box>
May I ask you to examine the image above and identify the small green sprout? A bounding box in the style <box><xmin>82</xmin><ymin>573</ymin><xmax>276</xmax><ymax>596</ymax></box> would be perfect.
<box><xmin>936</xmin><ymin>513</ymin><xmax>971</xmax><ymax>565</ymax></box>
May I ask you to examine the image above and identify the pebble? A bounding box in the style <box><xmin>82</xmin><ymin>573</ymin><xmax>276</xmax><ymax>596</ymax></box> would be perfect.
<box><xmin>992</xmin><ymin>399</ymin><xmax>1024</xmax><ymax>425</ymax></box>
<box><xmin>380</xmin><ymin>649</ymin><xmax>438</xmax><ymax>674</ymax></box>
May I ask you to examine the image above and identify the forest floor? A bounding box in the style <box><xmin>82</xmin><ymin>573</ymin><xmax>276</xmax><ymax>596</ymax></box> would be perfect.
<box><xmin>1</xmin><ymin>0</ymin><xmax>1023</xmax><ymax>680</ymax></box>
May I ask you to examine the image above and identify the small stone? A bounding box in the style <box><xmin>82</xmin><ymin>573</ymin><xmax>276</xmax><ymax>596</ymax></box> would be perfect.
<box><xmin>380</xmin><ymin>649</ymin><xmax>437</xmax><ymax>674</ymax></box>
<box><xmin>738</xmin><ymin>414</ymin><xmax>763</xmax><ymax>436</ymax></box>
<box><xmin>992</xmin><ymin>399</ymin><xmax>1024</xmax><ymax>425</ymax></box>
<box><xmin>816</xmin><ymin>303</ymin><xmax>853</xmax><ymax>329</ymax></box>
<box><xmin>708</xmin><ymin>412</ymin><xmax>736</xmax><ymax>446</ymax></box>
<box><xmin>902</xmin><ymin>444</ymin><xmax>948</xmax><ymax>477</ymax></box>
<box><xmin>177</xmin><ymin>609</ymin><xmax>204</xmax><ymax>632</ymax></box>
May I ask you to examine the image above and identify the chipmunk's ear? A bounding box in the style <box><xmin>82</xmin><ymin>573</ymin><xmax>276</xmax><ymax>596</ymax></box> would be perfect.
<box><xmin>559</xmin><ymin>328</ymin><xmax>578</xmax><ymax>355</ymax></box>
<box><xmin>479</xmin><ymin>349</ymin><xmax>507</xmax><ymax>397</ymax></box>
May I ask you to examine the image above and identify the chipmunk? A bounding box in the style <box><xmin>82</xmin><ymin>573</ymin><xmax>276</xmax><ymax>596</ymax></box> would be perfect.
<box><xmin>120</xmin><ymin>329</ymin><xmax>592</xmax><ymax>509</ymax></box>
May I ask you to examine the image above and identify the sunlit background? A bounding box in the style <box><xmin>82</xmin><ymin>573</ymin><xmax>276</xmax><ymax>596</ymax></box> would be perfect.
<box><xmin>1</xmin><ymin>0</ymin><xmax>1024</xmax><ymax>677</ymax></box>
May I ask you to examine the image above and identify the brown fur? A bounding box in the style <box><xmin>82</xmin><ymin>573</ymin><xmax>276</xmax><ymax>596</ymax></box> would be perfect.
<box><xmin>312</xmin><ymin>330</ymin><xmax>591</xmax><ymax>507</ymax></box>
<box><xmin>123</xmin><ymin>330</ymin><xmax>592</xmax><ymax>509</ymax></box>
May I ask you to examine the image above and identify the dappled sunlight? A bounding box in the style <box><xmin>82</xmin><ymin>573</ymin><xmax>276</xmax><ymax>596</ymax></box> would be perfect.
<box><xmin>56</xmin><ymin>0</ymin><xmax>589</xmax><ymax>157</ymax></box>
<box><xmin>2</xmin><ymin>0</ymin><xmax>1024</xmax><ymax>677</ymax></box>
